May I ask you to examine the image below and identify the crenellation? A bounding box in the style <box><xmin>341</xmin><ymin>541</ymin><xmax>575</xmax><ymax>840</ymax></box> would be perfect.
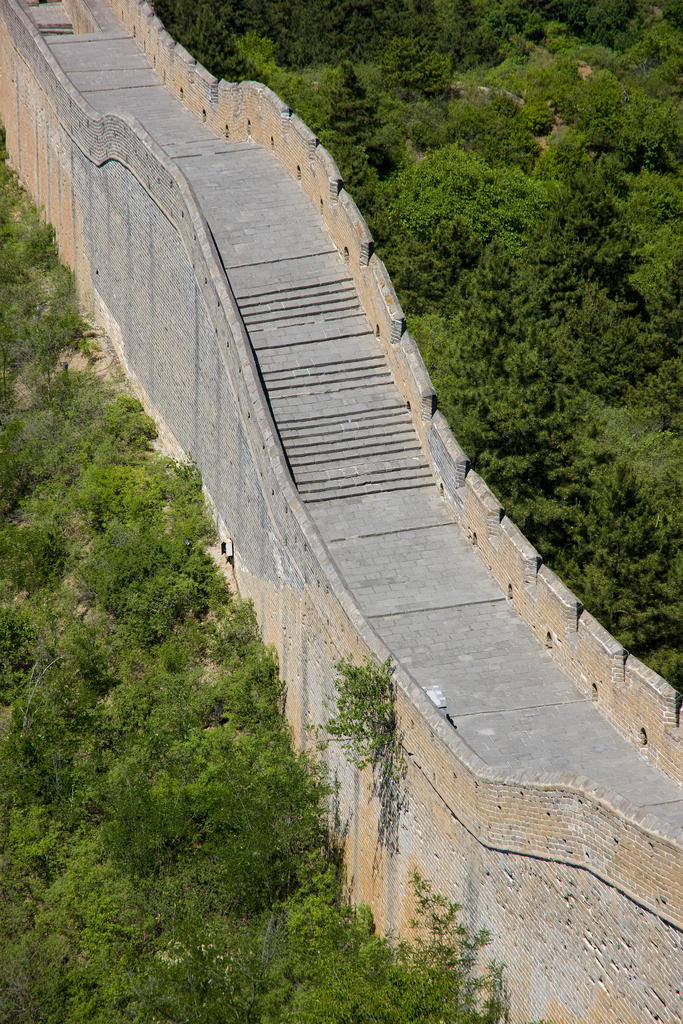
<box><xmin>288</xmin><ymin>112</ymin><xmax>317</xmax><ymax>158</ymax></box>
<box><xmin>499</xmin><ymin>515</ymin><xmax>541</xmax><ymax>591</ymax></box>
<box><xmin>369</xmin><ymin>255</ymin><xmax>405</xmax><ymax>340</ymax></box>
<box><xmin>537</xmin><ymin>565</ymin><xmax>583</xmax><ymax>650</ymax></box>
<box><xmin>194</xmin><ymin>62</ymin><xmax>219</xmax><ymax>106</ymax></box>
<box><xmin>427</xmin><ymin>412</ymin><xmax>470</xmax><ymax>517</ymax></box>
<box><xmin>337</xmin><ymin>189</ymin><xmax>373</xmax><ymax>264</ymax></box>
<box><xmin>173</xmin><ymin>42</ymin><xmax>195</xmax><ymax>73</ymax></box>
<box><xmin>399</xmin><ymin>331</ymin><xmax>437</xmax><ymax>423</ymax></box>
<box><xmin>578</xmin><ymin>610</ymin><xmax>627</xmax><ymax>699</ymax></box>
<box><xmin>464</xmin><ymin>470</ymin><xmax>505</xmax><ymax>554</ymax></box>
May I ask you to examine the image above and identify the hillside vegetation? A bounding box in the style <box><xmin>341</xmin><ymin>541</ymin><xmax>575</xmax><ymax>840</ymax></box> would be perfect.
<box><xmin>156</xmin><ymin>0</ymin><xmax>683</xmax><ymax>689</ymax></box>
<box><xmin>0</xmin><ymin>131</ymin><xmax>511</xmax><ymax>1023</ymax></box>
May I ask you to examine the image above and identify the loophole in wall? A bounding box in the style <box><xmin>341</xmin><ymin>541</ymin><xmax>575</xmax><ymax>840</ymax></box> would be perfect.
<box><xmin>507</xmin><ymin>583</ymin><xmax>513</xmax><ymax>599</ymax></box>
<box><xmin>343</xmin><ymin>246</ymin><xmax>349</xmax><ymax>263</ymax></box>
<box><xmin>270</xmin><ymin>136</ymin><xmax>274</xmax><ymax>148</ymax></box>
<box><xmin>545</xmin><ymin>631</ymin><xmax>553</xmax><ymax>648</ymax></box>
<box><xmin>640</xmin><ymin>727</ymin><xmax>648</xmax><ymax>746</ymax></box>
<box><xmin>296</xmin><ymin>164</ymin><xmax>301</xmax><ymax>179</ymax></box>
<box><xmin>591</xmin><ymin>682</ymin><xmax>598</xmax><ymax>701</ymax></box>
<box><xmin>202</xmin><ymin>109</ymin><xmax>207</xmax><ymax>122</ymax></box>
<box><xmin>225</xmin><ymin>124</ymin><xmax>230</xmax><ymax>139</ymax></box>
<box><xmin>180</xmin><ymin>87</ymin><xmax>184</xmax><ymax>101</ymax></box>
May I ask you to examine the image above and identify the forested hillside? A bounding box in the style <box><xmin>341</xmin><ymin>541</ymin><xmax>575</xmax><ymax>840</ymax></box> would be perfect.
<box><xmin>155</xmin><ymin>0</ymin><xmax>683</xmax><ymax>690</ymax></box>
<box><xmin>0</xmin><ymin>131</ymin><xmax>510</xmax><ymax>1023</ymax></box>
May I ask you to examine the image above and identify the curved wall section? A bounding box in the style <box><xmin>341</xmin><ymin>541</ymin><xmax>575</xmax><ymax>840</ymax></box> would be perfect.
<box><xmin>108</xmin><ymin>0</ymin><xmax>683</xmax><ymax>786</ymax></box>
<box><xmin>2</xmin><ymin>1</ymin><xmax>683</xmax><ymax>1020</ymax></box>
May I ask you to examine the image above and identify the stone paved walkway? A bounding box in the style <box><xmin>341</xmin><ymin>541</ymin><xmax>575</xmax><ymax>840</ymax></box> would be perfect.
<box><xmin>38</xmin><ymin>0</ymin><xmax>683</xmax><ymax>827</ymax></box>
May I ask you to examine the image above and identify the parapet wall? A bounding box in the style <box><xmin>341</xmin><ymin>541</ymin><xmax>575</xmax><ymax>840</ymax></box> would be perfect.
<box><xmin>2</xmin><ymin>0</ymin><xmax>683</xmax><ymax>1019</ymax></box>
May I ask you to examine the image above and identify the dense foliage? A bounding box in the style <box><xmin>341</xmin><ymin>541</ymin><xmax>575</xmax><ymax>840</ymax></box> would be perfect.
<box><xmin>326</xmin><ymin>656</ymin><xmax>398</xmax><ymax>772</ymax></box>
<box><xmin>0</xmin><ymin>133</ymin><xmax>509</xmax><ymax>1023</ymax></box>
<box><xmin>155</xmin><ymin>0</ymin><xmax>683</xmax><ymax>689</ymax></box>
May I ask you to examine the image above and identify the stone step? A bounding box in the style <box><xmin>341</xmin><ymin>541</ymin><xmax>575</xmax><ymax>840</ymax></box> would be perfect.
<box><xmin>278</xmin><ymin>406</ymin><xmax>412</xmax><ymax>436</ymax></box>
<box><xmin>294</xmin><ymin>454</ymin><xmax>430</xmax><ymax>487</ymax></box>
<box><xmin>283</xmin><ymin>411</ymin><xmax>418</xmax><ymax>439</ymax></box>
<box><xmin>289</xmin><ymin>442</ymin><xmax>425</xmax><ymax>474</ymax></box>
<box><xmin>235</xmin><ymin>276</ymin><xmax>354</xmax><ymax>305</ymax></box>
<box><xmin>275</xmin><ymin>401</ymin><xmax>403</xmax><ymax>430</ymax></box>
<box><xmin>239</xmin><ymin>280</ymin><xmax>357</xmax><ymax>312</ymax></box>
<box><xmin>271</xmin><ymin>400</ymin><xmax>398</xmax><ymax>427</ymax></box>
<box><xmin>243</xmin><ymin>298</ymin><xmax>361</xmax><ymax>327</ymax></box>
<box><xmin>251</xmin><ymin>320</ymin><xmax>372</xmax><ymax>350</ymax></box>
<box><xmin>299</xmin><ymin>474</ymin><xmax>434</xmax><ymax>502</ymax></box>
<box><xmin>266</xmin><ymin>370</ymin><xmax>393</xmax><ymax>398</ymax></box>
<box><xmin>257</xmin><ymin>337</ymin><xmax>379</xmax><ymax>368</ymax></box>
<box><xmin>264</xmin><ymin>359</ymin><xmax>388</xmax><ymax>383</ymax></box>
<box><xmin>262</xmin><ymin>354</ymin><xmax>386</xmax><ymax>380</ymax></box>
<box><xmin>286</xmin><ymin>434</ymin><xmax>421</xmax><ymax>462</ymax></box>
<box><xmin>247</xmin><ymin>309</ymin><xmax>364</xmax><ymax>333</ymax></box>
<box><xmin>242</xmin><ymin>281</ymin><xmax>359</xmax><ymax>310</ymax></box>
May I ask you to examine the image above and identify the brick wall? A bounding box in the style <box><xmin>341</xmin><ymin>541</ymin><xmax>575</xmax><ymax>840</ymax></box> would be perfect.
<box><xmin>62</xmin><ymin>0</ymin><xmax>100</xmax><ymax>34</ymax></box>
<box><xmin>2</xmin><ymin>0</ymin><xmax>682</xmax><ymax>1019</ymax></box>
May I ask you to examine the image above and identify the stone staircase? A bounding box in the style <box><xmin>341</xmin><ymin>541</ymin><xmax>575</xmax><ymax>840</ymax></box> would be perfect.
<box><xmin>29</xmin><ymin>1</ymin><xmax>72</xmax><ymax>34</ymax></box>
<box><xmin>236</xmin><ymin>271</ymin><xmax>433</xmax><ymax>501</ymax></box>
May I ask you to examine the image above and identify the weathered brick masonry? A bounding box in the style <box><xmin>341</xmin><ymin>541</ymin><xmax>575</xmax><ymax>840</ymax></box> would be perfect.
<box><xmin>1</xmin><ymin>0</ymin><xmax>683</xmax><ymax>1018</ymax></box>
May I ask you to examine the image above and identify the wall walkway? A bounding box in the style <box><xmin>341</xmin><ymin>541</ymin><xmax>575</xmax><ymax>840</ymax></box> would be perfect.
<box><xmin>2</xmin><ymin>1</ymin><xmax>683</xmax><ymax>1019</ymax></box>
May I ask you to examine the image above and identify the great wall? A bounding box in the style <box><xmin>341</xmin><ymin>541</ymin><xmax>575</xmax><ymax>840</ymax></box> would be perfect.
<box><xmin>2</xmin><ymin>0</ymin><xmax>683</xmax><ymax>1017</ymax></box>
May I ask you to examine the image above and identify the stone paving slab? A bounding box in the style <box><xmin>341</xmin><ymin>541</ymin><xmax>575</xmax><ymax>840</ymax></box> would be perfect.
<box><xmin>49</xmin><ymin>38</ymin><xmax>149</xmax><ymax>68</ymax></box>
<box><xmin>228</xmin><ymin>252</ymin><xmax>346</xmax><ymax>290</ymax></box>
<box><xmin>43</xmin><ymin>11</ymin><xmax>683</xmax><ymax>823</ymax></box>
<box><xmin>50</xmin><ymin>29</ymin><xmax>131</xmax><ymax>42</ymax></box>
<box><xmin>257</xmin><ymin>342</ymin><xmax>382</xmax><ymax>376</ymax></box>
<box><xmin>314</xmin><ymin>491</ymin><xmax>683</xmax><ymax>810</ymax></box>
<box><xmin>69</xmin><ymin>68</ymin><xmax>160</xmax><ymax>90</ymax></box>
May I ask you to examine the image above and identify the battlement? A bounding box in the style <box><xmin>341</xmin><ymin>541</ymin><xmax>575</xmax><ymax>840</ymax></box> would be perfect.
<box><xmin>457</xmin><ymin>467</ymin><xmax>683</xmax><ymax>784</ymax></box>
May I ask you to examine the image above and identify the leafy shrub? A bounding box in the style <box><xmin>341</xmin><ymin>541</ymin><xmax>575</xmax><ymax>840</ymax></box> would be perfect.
<box><xmin>82</xmin><ymin>522</ymin><xmax>221</xmax><ymax>647</ymax></box>
<box><xmin>326</xmin><ymin>655</ymin><xmax>398</xmax><ymax>771</ymax></box>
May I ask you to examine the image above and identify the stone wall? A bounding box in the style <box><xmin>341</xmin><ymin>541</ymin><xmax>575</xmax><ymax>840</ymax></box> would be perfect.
<box><xmin>108</xmin><ymin>0</ymin><xmax>683</xmax><ymax>787</ymax></box>
<box><xmin>1</xmin><ymin>0</ymin><xmax>683</xmax><ymax>1019</ymax></box>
